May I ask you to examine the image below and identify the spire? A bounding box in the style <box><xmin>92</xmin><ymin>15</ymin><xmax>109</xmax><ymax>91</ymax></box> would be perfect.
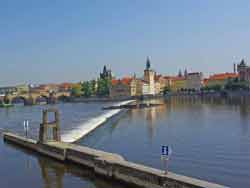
<box><xmin>146</xmin><ymin>56</ymin><xmax>151</xmax><ymax>70</ymax></box>
<box><xmin>133</xmin><ymin>73</ymin><xmax>136</xmax><ymax>78</ymax></box>
<box><xmin>103</xmin><ymin>65</ymin><xmax>107</xmax><ymax>73</ymax></box>
<box><xmin>178</xmin><ymin>69</ymin><xmax>183</xmax><ymax>77</ymax></box>
<box><xmin>240</xmin><ymin>59</ymin><xmax>246</xmax><ymax>66</ymax></box>
<box><xmin>184</xmin><ymin>69</ymin><xmax>188</xmax><ymax>78</ymax></box>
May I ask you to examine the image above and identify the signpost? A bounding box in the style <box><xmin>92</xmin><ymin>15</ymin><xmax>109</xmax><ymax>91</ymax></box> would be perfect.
<box><xmin>161</xmin><ymin>146</ymin><xmax>172</xmax><ymax>174</ymax></box>
<box><xmin>23</xmin><ymin>120</ymin><xmax>29</xmax><ymax>138</ymax></box>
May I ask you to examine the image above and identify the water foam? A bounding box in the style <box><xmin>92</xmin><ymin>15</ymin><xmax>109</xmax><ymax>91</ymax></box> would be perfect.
<box><xmin>61</xmin><ymin>100</ymin><xmax>135</xmax><ymax>143</ymax></box>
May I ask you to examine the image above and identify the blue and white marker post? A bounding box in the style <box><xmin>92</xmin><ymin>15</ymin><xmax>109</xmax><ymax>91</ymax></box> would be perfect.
<box><xmin>23</xmin><ymin>120</ymin><xmax>29</xmax><ymax>138</ymax></box>
<box><xmin>161</xmin><ymin>146</ymin><xmax>172</xmax><ymax>174</ymax></box>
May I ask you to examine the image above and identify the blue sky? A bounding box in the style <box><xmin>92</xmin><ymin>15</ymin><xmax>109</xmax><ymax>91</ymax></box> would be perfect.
<box><xmin>1</xmin><ymin>0</ymin><xmax>250</xmax><ymax>86</ymax></box>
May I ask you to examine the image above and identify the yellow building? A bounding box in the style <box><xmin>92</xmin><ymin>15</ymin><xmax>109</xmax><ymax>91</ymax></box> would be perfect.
<box><xmin>206</xmin><ymin>73</ymin><xmax>238</xmax><ymax>88</ymax></box>
<box><xmin>171</xmin><ymin>77</ymin><xmax>187</xmax><ymax>92</ymax></box>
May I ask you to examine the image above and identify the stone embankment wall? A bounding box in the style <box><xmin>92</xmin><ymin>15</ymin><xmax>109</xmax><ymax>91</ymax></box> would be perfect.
<box><xmin>3</xmin><ymin>132</ymin><xmax>229</xmax><ymax>188</ymax></box>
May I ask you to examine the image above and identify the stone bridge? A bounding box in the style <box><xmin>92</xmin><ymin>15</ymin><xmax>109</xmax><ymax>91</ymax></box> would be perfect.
<box><xmin>0</xmin><ymin>91</ymin><xmax>71</xmax><ymax>106</ymax></box>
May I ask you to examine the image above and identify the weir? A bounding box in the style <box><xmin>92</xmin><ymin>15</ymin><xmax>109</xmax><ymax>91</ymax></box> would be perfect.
<box><xmin>61</xmin><ymin>100</ymin><xmax>135</xmax><ymax>143</ymax></box>
<box><xmin>2</xmin><ymin>105</ymin><xmax>229</xmax><ymax>188</ymax></box>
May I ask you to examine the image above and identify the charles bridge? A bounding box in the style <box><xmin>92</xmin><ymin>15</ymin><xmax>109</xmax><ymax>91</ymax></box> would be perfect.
<box><xmin>0</xmin><ymin>91</ymin><xmax>71</xmax><ymax>106</ymax></box>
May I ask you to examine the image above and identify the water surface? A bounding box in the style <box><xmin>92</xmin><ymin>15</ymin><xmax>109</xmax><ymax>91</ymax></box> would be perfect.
<box><xmin>1</xmin><ymin>97</ymin><xmax>250</xmax><ymax>188</ymax></box>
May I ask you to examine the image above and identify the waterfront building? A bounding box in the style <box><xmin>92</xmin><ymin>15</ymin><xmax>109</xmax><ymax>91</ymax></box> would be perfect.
<box><xmin>58</xmin><ymin>83</ymin><xmax>74</xmax><ymax>92</ymax></box>
<box><xmin>186</xmin><ymin>72</ymin><xmax>203</xmax><ymax>91</ymax></box>
<box><xmin>237</xmin><ymin>59</ymin><xmax>250</xmax><ymax>81</ymax></box>
<box><xmin>141</xmin><ymin>81</ymin><xmax>150</xmax><ymax>95</ymax></box>
<box><xmin>109</xmin><ymin>77</ymin><xmax>136</xmax><ymax>98</ymax></box>
<box><xmin>155</xmin><ymin>75</ymin><xmax>168</xmax><ymax>94</ymax></box>
<box><xmin>171</xmin><ymin>77</ymin><xmax>187</xmax><ymax>92</ymax></box>
<box><xmin>205</xmin><ymin>73</ymin><xmax>238</xmax><ymax>88</ymax></box>
<box><xmin>109</xmin><ymin>57</ymin><xmax>163</xmax><ymax>97</ymax></box>
<box><xmin>144</xmin><ymin>57</ymin><xmax>156</xmax><ymax>95</ymax></box>
<box><xmin>163</xmin><ymin>76</ymin><xmax>174</xmax><ymax>90</ymax></box>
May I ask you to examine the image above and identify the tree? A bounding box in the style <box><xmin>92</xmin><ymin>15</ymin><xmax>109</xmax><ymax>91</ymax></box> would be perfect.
<box><xmin>81</xmin><ymin>81</ymin><xmax>92</xmax><ymax>97</ymax></box>
<box><xmin>71</xmin><ymin>84</ymin><xmax>82</xmax><ymax>97</ymax></box>
<box><xmin>90</xmin><ymin>80</ymin><xmax>97</xmax><ymax>95</ymax></box>
<box><xmin>163</xmin><ymin>86</ymin><xmax>171</xmax><ymax>95</ymax></box>
<box><xmin>97</xmin><ymin>78</ymin><xmax>111</xmax><ymax>96</ymax></box>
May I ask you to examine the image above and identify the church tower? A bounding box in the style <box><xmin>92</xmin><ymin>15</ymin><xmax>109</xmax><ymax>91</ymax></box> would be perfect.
<box><xmin>144</xmin><ymin>57</ymin><xmax>155</xmax><ymax>95</ymax></box>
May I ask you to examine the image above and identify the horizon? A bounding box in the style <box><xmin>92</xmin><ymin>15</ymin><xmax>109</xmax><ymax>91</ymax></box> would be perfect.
<box><xmin>1</xmin><ymin>0</ymin><xmax>249</xmax><ymax>86</ymax></box>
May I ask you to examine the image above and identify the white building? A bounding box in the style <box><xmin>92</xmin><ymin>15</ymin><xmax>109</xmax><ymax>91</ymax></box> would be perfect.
<box><xmin>186</xmin><ymin>72</ymin><xmax>203</xmax><ymax>91</ymax></box>
<box><xmin>143</xmin><ymin>57</ymin><xmax>156</xmax><ymax>95</ymax></box>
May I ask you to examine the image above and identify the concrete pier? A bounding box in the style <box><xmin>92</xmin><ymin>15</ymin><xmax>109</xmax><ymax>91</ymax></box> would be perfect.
<box><xmin>3</xmin><ymin>132</ymin><xmax>229</xmax><ymax>188</ymax></box>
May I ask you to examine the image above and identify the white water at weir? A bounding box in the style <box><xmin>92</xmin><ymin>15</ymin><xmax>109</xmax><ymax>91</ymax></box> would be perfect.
<box><xmin>61</xmin><ymin>100</ymin><xmax>135</xmax><ymax>143</ymax></box>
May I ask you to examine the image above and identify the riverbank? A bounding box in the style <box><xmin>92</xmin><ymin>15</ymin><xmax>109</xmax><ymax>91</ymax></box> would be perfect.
<box><xmin>3</xmin><ymin>132</ymin><xmax>228</xmax><ymax>188</ymax></box>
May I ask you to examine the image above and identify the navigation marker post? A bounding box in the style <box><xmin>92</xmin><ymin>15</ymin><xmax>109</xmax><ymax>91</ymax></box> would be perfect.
<box><xmin>161</xmin><ymin>146</ymin><xmax>172</xmax><ymax>174</ymax></box>
<box><xmin>23</xmin><ymin>120</ymin><xmax>29</xmax><ymax>138</ymax></box>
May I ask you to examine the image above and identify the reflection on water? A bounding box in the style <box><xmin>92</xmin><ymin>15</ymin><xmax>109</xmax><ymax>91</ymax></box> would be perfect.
<box><xmin>4</xmin><ymin>141</ymin><xmax>131</xmax><ymax>188</ymax></box>
<box><xmin>2</xmin><ymin>97</ymin><xmax>250</xmax><ymax>188</ymax></box>
<box><xmin>82</xmin><ymin>96</ymin><xmax>250</xmax><ymax>188</ymax></box>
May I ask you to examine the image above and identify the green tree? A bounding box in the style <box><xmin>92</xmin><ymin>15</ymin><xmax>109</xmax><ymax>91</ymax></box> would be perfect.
<box><xmin>71</xmin><ymin>84</ymin><xmax>82</xmax><ymax>97</ymax></box>
<box><xmin>81</xmin><ymin>81</ymin><xmax>92</xmax><ymax>97</ymax></box>
<box><xmin>90</xmin><ymin>80</ymin><xmax>97</xmax><ymax>95</ymax></box>
<box><xmin>97</xmin><ymin>78</ymin><xmax>111</xmax><ymax>96</ymax></box>
<box><xmin>163</xmin><ymin>86</ymin><xmax>171</xmax><ymax>95</ymax></box>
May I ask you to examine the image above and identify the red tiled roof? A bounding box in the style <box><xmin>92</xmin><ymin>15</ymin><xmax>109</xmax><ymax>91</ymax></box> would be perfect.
<box><xmin>208</xmin><ymin>73</ymin><xmax>238</xmax><ymax>80</ymax></box>
<box><xmin>112</xmin><ymin>77</ymin><xmax>133</xmax><ymax>85</ymax></box>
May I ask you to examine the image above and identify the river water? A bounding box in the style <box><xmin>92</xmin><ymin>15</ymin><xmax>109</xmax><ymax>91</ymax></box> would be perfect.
<box><xmin>0</xmin><ymin>97</ymin><xmax>250</xmax><ymax>188</ymax></box>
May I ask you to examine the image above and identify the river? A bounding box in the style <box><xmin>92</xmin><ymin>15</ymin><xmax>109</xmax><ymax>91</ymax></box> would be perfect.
<box><xmin>1</xmin><ymin>97</ymin><xmax>250</xmax><ymax>188</ymax></box>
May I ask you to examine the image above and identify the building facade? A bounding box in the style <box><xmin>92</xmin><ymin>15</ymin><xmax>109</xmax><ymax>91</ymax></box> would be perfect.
<box><xmin>186</xmin><ymin>72</ymin><xmax>203</xmax><ymax>91</ymax></box>
<box><xmin>144</xmin><ymin>57</ymin><xmax>156</xmax><ymax>95</ymax></box>
<box><xmin>109</xmin><ymin>81</ymin><xmax>131</xmax><ymax>99</ymax></box>
<box><xmin>171</xmin><ymin>77</ymin><xmax>187</xmax><ymax>92</ymax></box>
<box><xmin>109</xmin><ymin>57</ymin><xmax>165</xmax><ymax>98</ymax></box>
<box><xmin>109</xmin><ymin>77</ymin><xmax>136</xmax><ymax>99</ymax></box>
<box><xmin>237</xmin><ymin>59</ymin><xmax>250</xmax><ymax>81</ymax></box>
<box><xmin>205</xmin><ymin>73</ymin><xmax>238</xmax><ymax>88</ymax></box>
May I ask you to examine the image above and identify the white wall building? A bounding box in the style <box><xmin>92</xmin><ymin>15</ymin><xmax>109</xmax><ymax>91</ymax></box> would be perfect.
<box><xmin>186</xmin><ymin>72</ymin><xmax>203</xmax><ymax>90</ymax></box>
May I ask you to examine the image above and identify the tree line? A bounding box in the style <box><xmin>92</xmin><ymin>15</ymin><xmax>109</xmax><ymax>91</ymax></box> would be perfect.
<box><xmin>71</xmin><ymin>78</ymin><xmax>111</xmax><ymax>97</ymax></box>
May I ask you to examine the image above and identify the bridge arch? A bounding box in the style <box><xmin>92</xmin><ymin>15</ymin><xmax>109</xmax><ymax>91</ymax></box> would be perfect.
<box><xmin>57</xmin><ymin>95</ymin><xmax>70</xmax><ymax>102</ymax></box>
<box><xmin>11</xmin><ymin>96</ymin><xmax>29</xmax><ymax>105</ymax></box>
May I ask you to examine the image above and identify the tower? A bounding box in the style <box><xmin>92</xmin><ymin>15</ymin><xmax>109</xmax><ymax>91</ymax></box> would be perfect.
<box><xmin>146</xmin><ymin>56</ymin><xmax>151</xmax><ymax>70</ymax></box>
<box><xmin>184</xmin><ymin>69</ymin><xmax>188</xmax><ymax>78</ymax></box>
<box><xmin>178</xmin><ymin>69</ymin><xmax>183</xmax><ymax>77</ymax></box>
<box><xmin>144</xmin><ymin>57</ymin><xmax>155</xmax><ymax>95</ymax></box>
<box><xmin>100</xmin><ymin>65</ymin><xmax>113</xmax><ymax>80</ymax></box>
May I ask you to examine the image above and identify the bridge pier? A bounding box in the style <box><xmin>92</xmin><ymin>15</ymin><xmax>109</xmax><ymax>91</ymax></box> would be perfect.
<box><xmin>24</xmin><ymin>97</ymin><xmax>36</xmax><ymax>106</ymax></box>
<box><xmin>39</xmin><ymin>109</ymin><xmax>61</xmax><ymax>143</ymax></box>
<box><xmin>48</xmin><ymin>97</ymin><xmax>58</xmax><ymax>104</ymax></box>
